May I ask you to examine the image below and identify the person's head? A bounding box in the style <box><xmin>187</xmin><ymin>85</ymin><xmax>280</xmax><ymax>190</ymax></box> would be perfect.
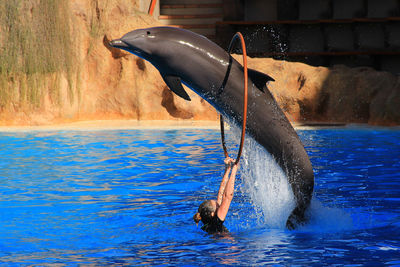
<box><xmin>193</xmin><ymin>200</ymin><xmax>218</xmax><ymax>225</ymax></box>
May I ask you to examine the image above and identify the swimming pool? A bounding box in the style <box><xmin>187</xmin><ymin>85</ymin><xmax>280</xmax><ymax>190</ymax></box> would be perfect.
<box><xmin>0</xmin><ymin>127</ymin><xmax>399</xmax><ymax>265</ymax></box>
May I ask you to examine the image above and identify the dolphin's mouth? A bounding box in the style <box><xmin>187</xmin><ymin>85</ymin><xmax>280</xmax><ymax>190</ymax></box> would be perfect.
<box><xmin>109</xmin><ymin>39</ymin><xmax>130</xmax><ymax>49</ymax></box>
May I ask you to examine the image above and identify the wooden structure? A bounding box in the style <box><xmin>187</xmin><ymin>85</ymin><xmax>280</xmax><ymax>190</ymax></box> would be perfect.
<box><xmin>155</xmin><ymin>0</ymin><xmax>400</xmax><ymax>74</ymax></box>
<box><xmin>216</xmin><ymin>0</ymin><xmax>400</xmax><ymax>74</ymax></box>
<box><xmin>158</xmin><ymin>0</ymin><xmax>223</xmax><ymax>41</ymax></box>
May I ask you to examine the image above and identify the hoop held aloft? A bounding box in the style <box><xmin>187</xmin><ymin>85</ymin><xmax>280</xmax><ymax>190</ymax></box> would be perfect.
<box><xmin>220</xmin><ymin>32</ymin><xmax>248</xmax><ymax>165</ymax></box>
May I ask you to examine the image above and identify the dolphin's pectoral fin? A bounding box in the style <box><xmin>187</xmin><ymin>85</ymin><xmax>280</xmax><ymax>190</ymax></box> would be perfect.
<box><xmin>161</xmin><ymin>74</ymin><xmax>191</xmax><ymax>101</ymax></box>
<box><xmin>247</xmin><ymin>68</ymin><xmax>275</xmax><ymax>93</ymax></box>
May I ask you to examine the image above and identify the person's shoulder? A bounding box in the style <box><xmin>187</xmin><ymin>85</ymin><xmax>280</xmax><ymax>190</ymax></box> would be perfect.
<box><xmin>215</xmin><ymin>214</ymin><xmax>225</xmax><ymax>225</ymax></box>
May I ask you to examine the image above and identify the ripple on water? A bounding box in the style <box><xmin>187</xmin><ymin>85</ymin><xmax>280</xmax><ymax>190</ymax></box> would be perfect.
<box><xmin>0</xmin><ymin>128</ymin><xmax>399</xmax><ymax>265</ymax></box>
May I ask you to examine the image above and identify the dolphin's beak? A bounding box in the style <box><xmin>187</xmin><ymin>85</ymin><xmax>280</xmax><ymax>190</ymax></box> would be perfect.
<box><xmin>109</xmin><ymin>39</ymin><xmax>129</xmax><ymax>49</ymax></box>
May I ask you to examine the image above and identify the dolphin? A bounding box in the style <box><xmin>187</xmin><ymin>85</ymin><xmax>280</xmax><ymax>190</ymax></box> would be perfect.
<box><xmin>110</xmin><ymin>27</ymin><xmax>314</xmax><ymax>229</ymax></box>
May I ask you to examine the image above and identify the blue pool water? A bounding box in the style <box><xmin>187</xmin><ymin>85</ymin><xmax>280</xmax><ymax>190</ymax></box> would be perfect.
<box><xmin>0</xmin><ymin>127</ymin><xmax>399</xmax><ymax>265</ymax></box>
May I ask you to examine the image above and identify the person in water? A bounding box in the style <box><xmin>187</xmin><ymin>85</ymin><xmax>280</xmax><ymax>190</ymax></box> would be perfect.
<box><xmin>193</xmin><ymin>157</ymin><xmax>239</xmax><ymax>233</ymax></box>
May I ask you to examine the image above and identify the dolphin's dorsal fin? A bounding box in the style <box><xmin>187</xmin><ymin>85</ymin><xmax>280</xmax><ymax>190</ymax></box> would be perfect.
<box><xmin>161</xmin><ymin>74</ymin><xmax>191</xmax><ymax>101</ymax></box>
<box><xmin>247</xmin><ymin>68</ymin><xmax>275</xmax><ymax>93</ymax></box>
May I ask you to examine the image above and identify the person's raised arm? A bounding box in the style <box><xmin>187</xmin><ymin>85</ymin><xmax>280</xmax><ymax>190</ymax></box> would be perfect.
<box><xmin>217</xmin><ymin>157</ymin><xmax>233</xmax><ymax>205</ymax></box>
<box><xmin>217</xmin><ymin>162</ymin><xmax>239</xmax><ymax>221</ymax></box>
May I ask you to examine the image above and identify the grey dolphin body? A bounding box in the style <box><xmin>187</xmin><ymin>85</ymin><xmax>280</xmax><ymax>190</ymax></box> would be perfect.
<box><xmin>110</xmin><ymin>27</ymin><xmax>314</xmax><ymax>229</ymax></box>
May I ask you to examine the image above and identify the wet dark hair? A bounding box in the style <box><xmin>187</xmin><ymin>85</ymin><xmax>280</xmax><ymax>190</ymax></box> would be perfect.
<box><xmin>193</xmin><ymin>200</ymin><xmax>216</xmax><ymax>225</ymax></box>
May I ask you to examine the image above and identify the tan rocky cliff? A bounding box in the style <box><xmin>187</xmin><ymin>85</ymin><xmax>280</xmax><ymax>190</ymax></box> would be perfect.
<box><xmin>0</xmin><ymin>0</ymin><xmax>398</xmax><ymax>126</ymax></box>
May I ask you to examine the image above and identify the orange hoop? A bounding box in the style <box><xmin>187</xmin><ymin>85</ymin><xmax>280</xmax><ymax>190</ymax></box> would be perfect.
<box><xmin>148</xmin><ymin>0</ymin><xmax>157</xmax><ymax>15</ymax></box>
<box><xmin>220</xmin><ymin>32</ymin><xmax>248</xmax><ymax>165</ymax></box>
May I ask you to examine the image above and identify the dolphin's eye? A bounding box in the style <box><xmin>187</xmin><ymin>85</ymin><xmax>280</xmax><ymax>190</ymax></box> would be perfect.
<box><xmin>146</xmin><ymin>30</ymin><xmax>155</xmax><ymax>39</ymax></box>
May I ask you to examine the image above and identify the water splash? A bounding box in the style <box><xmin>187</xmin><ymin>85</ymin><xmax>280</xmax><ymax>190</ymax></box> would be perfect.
<box><xmin>266</xmin><ymin>25</ymin><xmax>288</xmax><ymax>55</ymax></box>
<box><xmin>224</xmin><ymin>122</ymin><xmax>295</xmax><ymax>229</ymax></box>
<box><xmin>224</xmin><ymin>122</ymin><xmax>367</xmax><ymax>233</ymax></box>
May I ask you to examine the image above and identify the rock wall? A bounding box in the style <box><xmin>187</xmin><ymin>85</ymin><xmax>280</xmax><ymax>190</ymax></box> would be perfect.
<box><xmin>0</xmin><ymin>0</ymin><xmax>218</xmax><ymax>125</ymax></box>
<box><xmin>0</xmin><ymin>0</ymin><xmax>398</xmax><ymax>126</ymax></box>
<box><xmin>241</xmin><ymin>57</ymin><xmax>400</xmax><ymax>125</ymax></box>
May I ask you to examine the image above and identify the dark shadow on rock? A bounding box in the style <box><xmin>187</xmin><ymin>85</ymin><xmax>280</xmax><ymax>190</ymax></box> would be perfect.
<box><xmin>103</xmin><ymin>35</ymin><xmax>128</xmax><ymax>59</ymax></box>
<box><xmin>136</xmin><ymin>58</ymin><xmax>146</xmax><ymax>71</ymax></box>
<box><xmin>161</xmin><ymin>87</ymin><xmax>193</xmax><ymax>119</ymax></box>
<box><xmin>315</xmin><ymin>65</ymin><xmax>400</xmax><ymax>125</ymax></box>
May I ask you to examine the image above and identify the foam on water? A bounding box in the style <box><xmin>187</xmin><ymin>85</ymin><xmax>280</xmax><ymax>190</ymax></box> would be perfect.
<box><xmin>225</xmin><ymin>122</ymin><xmax>295</xmax><ymax>229</ymax></box>
<box><xmin>299</xmin><ymin>199</ymin><xmax>354</xmax><ymax>233</ymax></box>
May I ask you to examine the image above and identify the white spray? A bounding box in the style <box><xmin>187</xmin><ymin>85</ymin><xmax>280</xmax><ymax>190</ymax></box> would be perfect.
<box><xmin>225</xmin><ymin>122</ymin><xmax>296</xmax><ymax>229</ymax></box>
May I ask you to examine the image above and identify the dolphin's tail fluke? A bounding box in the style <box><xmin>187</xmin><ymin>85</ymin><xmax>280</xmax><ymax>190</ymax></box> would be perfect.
<box><xmin>286</xmin><ymin>206</ymin><xmax>307</xmax><ymax>230</ymax></box>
